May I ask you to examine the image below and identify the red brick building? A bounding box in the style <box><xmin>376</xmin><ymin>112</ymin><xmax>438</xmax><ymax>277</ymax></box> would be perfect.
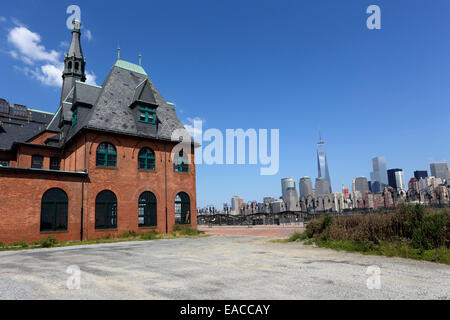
<box><xmin>0</xmin><ymin>21</ymin><xmax>197</xmax><ymax>244</ymax></box>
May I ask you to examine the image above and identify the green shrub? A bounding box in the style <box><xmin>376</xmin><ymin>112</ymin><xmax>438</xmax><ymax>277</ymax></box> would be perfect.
<box><xmin>140</xmin><ymin>231</ymin><xmax>159</xmax><ymax>240</ymax></box>
<box><xmin>40</xmin><ymin>237</ymin><xmax>57</xmax><ymax>248</ymax></box>
<box><xmin>286</xmin><ymin>232</ymin><xmax>306</xmax><ymax>242</ymax></box>
<box><xmin>172</xmin><ymin>225</ymin><xmax>182</xmax><ymax>232</ymax></box>
<box><xmin>178</xmin><ymin>227</ymin><xmax>203</xmax><ymax>236</ymax></box>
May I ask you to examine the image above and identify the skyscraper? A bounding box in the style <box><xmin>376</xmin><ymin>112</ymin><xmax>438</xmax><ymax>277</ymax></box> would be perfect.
<box><xmin>315</xmin><ymin>177</ymin><xmax>330</xmax><ymax>196</ymax></box>
<box><xmin>414</xmin><ymin>170</ymin><xmax>428</xmax><ymax>180</ymax></box>
<box><xmin>387</xmin><ymin>169</ymin><xmax>405</xmax><ymax>192</ymax></box>
<box><xmin>317</xmin><ymin>135</ymin><xmax>332</xmax><ymax>193</ymax></box>
<box><xmin>299</xmin><ymin>176</ymin><xmax>313</xmax><ymax>198</ymax></box>
<box><xmin>370</xmin><ymin>157</ymin><xmax>388</xmax><ymax>189</ymax></box>
<box><xmin>353</xmin><ymin>177</ymin><xmax>370</xmax><ymax>195</ymax></box>
<box><xmin>281</xmin><ymin>178</ymin><xmax>295</xmax><ymax>202</ymax></box>
<box><xmin>430</xmin><ymin>162</ymin><xmax>449</xmax><ymax>181</ymax></box>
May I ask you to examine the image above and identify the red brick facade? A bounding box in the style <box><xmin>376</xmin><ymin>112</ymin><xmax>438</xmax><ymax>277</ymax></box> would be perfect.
<box><xmin>0</xmin><ymin>131</ymin><xmax>197</xmax><ymax>244</ymax></box>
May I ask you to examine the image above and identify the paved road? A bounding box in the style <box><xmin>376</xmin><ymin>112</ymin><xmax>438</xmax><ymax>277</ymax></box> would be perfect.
<box><xmin>0</xmin><ymin>236</ymin><xmax>449</xmax><ymax>299</ymax></box>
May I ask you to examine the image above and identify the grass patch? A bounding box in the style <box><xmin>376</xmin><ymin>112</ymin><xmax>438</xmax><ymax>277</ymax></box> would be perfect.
<box><xmin>0</xmin><ymin>228</ymin><xmax>208</xmax><ymax>252</ymax></box>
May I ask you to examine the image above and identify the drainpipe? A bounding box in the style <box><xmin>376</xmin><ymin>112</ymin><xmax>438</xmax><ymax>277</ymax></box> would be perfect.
<box><xmin>165</xmin><ymin>143</ymin><xmax>168</xmax><ymax>233</ymax></box>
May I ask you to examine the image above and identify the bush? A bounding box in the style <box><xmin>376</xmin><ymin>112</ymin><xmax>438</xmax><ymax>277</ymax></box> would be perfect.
<box><xmin>305</xmin><ymin>205</ymin><xmax>449</xmax><ymax>250</ymax></box>
<box><xmin>175</xmin><ymin>227</ymin><xmax>203</xmax><ymax>236</ymax></box>
<box><xmin>40</xmin><ymin>237</ymin><xmax>57</xmax><ymax>248</ymax></box>
<box><xmin>140</xmin><ymin>231</ymin><xmax>159</xmax><ymax>240</ymax></box>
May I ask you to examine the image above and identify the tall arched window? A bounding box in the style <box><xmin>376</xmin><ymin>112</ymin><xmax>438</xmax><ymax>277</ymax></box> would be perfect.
<box><xmin>95</xmin><ymin>190</ymin><xmax>117</xmax><ymax>229</ymax></box>
<box><xmin>96</xmin><ymin>142</ymin><xmax>117</xmax><ymax>167</ymax></box>
<box><xmin>174</xmin><ymin>150</ymin><xmax>189</xmax><ymax>173</ymax></box>
<box><xmin>138</xmin><ymin>148</ymin><xmax>155</xmax><ymax>171</ymax></box>
<box><xmin>175</xmin><ymin>192</ymin><xmax>190</xmax><ymax>225</ymax></box>
<box><xmin>41</xmin><ymin>188</ymin><xmax>68</xmax><ymax>232</ymax></box>
<box><xmin>139</xmin><ymin>192</ymin><xmax>157</xmax><ymax>227</ymax></box>
<box><xmin>68</xmin><ymin>61</ymin><xmax>72</xmax><ymax>71</ymax></box>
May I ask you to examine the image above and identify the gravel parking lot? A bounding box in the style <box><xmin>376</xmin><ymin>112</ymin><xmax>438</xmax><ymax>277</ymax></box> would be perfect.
<box><xmin>0</xmin><ymin>235</ymin><xmax>449</xmax><ymax>299</ymax></box>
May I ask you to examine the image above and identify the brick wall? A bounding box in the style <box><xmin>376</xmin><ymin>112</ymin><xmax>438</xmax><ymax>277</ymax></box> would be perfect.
<box><xmin>0</xmin><ymin>130</ymin><xmax>197</xmax><ymax>244</ymax></box>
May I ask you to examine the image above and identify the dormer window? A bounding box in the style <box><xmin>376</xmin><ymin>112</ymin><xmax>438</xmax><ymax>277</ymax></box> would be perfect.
<box><xmin>138</xmin><ymin>105</ymin><xmax>156</xmax><ymax>124</ymax></box>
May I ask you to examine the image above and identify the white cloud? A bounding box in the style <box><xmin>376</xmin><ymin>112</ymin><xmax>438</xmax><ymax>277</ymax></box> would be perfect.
<box><xmin>59</xmin><ymin>41</ymin><xmax>69</xmax><ymax>49</ymax></box>
<box><xmin>6</xmin><ymin>24</ymin><xmax>97</xmax><ymax>87</ymax></box>
<box><xmin>7</xmin><ymin>26</ymin><xmax>60</xmax><ymax>64</ymax></box>
<box><xmin>84</xmin><ymin>29</ymin><xmax>93</xmax><ymax>41</ymax></box>
<box><xmin>86</xmin><ymin>71</ymin><xmax>97</xmax><ymax>85</ymax></box>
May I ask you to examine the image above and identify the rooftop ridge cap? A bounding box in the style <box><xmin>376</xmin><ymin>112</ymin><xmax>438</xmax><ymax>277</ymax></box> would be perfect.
<box><xmin>28</xmin><ymin>108</ymin><xmax>54</xmax><ymax>115</ymax></box>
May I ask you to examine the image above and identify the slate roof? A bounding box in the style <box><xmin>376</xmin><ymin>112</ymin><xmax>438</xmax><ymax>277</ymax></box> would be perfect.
<box><xmin>63</xmin><ymin>59</ymin><xmax>189</xmax><ymax>144</ymax></box>
<box><xmin>0</xmin><ymin>108</ymin><xmax>55</xmax><ymax>151</ymax></box>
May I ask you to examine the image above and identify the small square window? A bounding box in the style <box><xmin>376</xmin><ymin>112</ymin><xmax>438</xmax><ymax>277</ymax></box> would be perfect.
<box><xmin>50</xmin><ymin>157</ymin><xmax>61</xmax><ymax>170</ymax></box>
<box><xmin>31</xmin><ymin>155</ymin><xmax>44</xmax><ymax>169</ymax></box>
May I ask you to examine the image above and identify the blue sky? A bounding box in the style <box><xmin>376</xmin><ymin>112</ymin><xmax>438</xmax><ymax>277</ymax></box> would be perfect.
<box><xmin>1</xmin><ymin>0</ymin><xmax>449</xmax><ymax>208</ymax></box>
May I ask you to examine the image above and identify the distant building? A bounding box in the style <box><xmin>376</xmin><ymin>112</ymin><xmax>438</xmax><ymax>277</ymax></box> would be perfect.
<box><xmin>231</xmin><ymin>196</ymin><xmax>243</xmax><ymax>215</ymax></box>
<box><xmin>387</xmin><ymin>169</ymin><xmax>405</xmax><ymax>192</ymax></box>
<box><xmin>414</xmin><ymin>170</ymin><xmax>428</xmax><ymax>180</ymax></box>
<box><xmin>371</xmin><ymin>157</ymin><xmax>388</xmax><ymax>184</ymax></box>
<box><xmin>353</xmin><ymin>177</ymin><xmax>370</xmax><ymax>195</ymax></box>
<box><xmin>430</xmin><ymin>162</ymin><xmax>449</xmax><ymax>181</ymax></box>
<box><xmin>317</xmin><ymin>135</ymin><xmax>332</xmax><ymax>193</ymax></box>
<box><xmin>299</xmin><ymin>176</ymin><xmax>313</xmax><ymax>198</ymax></box>
<box><xmin>281</xmin><ymin>178</ymin><xmax>295</xmax><ymax>202</ymax></box>
<box><xmin>315</xmin><ymin>177</ymin><xmax>330</xmax><ymax>196</ymax></box>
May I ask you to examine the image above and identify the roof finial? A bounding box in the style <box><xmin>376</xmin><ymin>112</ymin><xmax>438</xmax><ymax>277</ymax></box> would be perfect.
<box><xmin>117</xmin><ymin>46</ymin><xmax>120</xmax><ymax>60</ymax></box>
<box><xmin>139</xmin><ymin>54</ymin><xmax>142</xmax><ymax>66</ymax></box>
<box><xmin>72</xmin><ymin>19</ymin><xmax>82</xmax><ymax>31</ymax></box>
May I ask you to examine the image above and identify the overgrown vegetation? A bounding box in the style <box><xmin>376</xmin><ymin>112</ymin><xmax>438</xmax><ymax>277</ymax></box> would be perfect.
<box><xmin>286</xmin><ymin>205</ymin><xmax>450</xmax><ymax>264</ymax></box>
<box><xmin>0</xmin><ymin>227</ymin><xmax>207</xmax><ymax>252</ymax></box>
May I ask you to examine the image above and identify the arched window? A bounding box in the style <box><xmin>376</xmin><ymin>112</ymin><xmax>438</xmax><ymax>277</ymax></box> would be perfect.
<box><xmin>138</xmin><ymin>148</ymin><xmax>155</xmax><ymax>171</ymax></box>
<box><xmin>40</xmin><ymin>188</ymin><xmax>68</xmax><ymax>232</ymax></box>
<box><xmin>75</xmin><ymin>62</ymin><xmax>79</xmax><ymax>71</ymax></box>
<box><xmin>96</xmin><ymin>142</ymin><xmax>117</xmax><ymax>167</ymax></box>
<box><xmin>139</xmin><ymin>192</ymin><xmax>157</xmax><ymax>227</ymax></box>
<box><xmin>174</xmin><ymin>150</ymin><xmax>189</xmax><ymax>173</ymax></box>
<box><xmin>95</xmin><ymin>190</ymin><xmax>117</xmax><ymax>229</ymax></box>
<box><xmin>68</xmin><ymin>61</ymin><xmax>72</xmax><ymax>70</ymax></box>
<box><xmin>175</xmin><ymin>192</ymin><xmax>190</xmax><ymax>225</ymax></box>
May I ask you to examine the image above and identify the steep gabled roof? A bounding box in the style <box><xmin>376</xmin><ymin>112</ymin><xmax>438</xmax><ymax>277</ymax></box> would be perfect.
<box><xmin>63</xmin><ymin>59</ymin><xmax>189</xmax><ymax>144</ymax></box>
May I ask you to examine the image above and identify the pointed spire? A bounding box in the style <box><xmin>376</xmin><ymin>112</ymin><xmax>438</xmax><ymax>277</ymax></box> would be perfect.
<box><xmin>139</xmin><ymin>54</ymin><xmax>142</xmax><ymax>66</ymax></box>
<box><xmin>117</xmin><ymin>46</ymin><xmax>121</xmax><ymax>60</ymax></box>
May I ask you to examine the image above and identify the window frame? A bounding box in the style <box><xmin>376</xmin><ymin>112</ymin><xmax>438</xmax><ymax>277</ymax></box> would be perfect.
<box><xmin>138</xmin><ymin>148</ymin><xmax>156</xmax><ymax>171</ymax></box>
<box><xmin>96</xmin><ymin>142</ymin><xmax>117</xmax><ymax>168</ymax></box>
<box><xmin>175</xmin><ymin>192</ymin><xmax>191</xmax><ymax>225</ymax></box>
<box><xmin>31</xmin><ymin>155</ymin><xmax>44</xmax><ymax>169</ymax></box>
<box><xmin>95</xmin><ymin>190</ymin><xmax>118</xmax><ymax>230</ymax></box>
<box><xmin>138</xmin><ymin>191</ymin><xmax>157</xmax><ymax>227</ymax></box>
<box><xmin>138</xmin><ymin>105</ymin><xmax>156</xmax><ymax>124</ymax></box>
<box><xmin>40</xmin><ymin>188</ymin><xmax>68</xmax><ymax>232</ymax></box>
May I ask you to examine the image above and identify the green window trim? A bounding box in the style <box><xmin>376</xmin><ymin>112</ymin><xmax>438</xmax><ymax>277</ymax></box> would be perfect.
<box><xmin>138</xmin><ymin>106</ymin><xmax>156</xmax><ymax>124</ymax></box>
<box><xmin>138</xmin><ymin>148</ymin><xmax>156</xmax><ymax>171</ymax></box>
<box><xmin>96</xmin><ymin>143</ymin><xmax>117</xmax><ymax>168</ymax></box>
<box><xmin>40</xmin><ymin>189</ymin><xmax>69</xmax><ymax>232</ymax></box>
<box><xmin>72</xmin><ymin>108</ymin><xmax>78</xmax><ymax>127</ymax></box>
